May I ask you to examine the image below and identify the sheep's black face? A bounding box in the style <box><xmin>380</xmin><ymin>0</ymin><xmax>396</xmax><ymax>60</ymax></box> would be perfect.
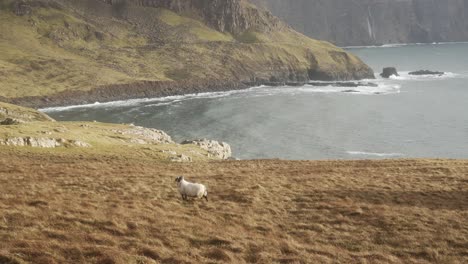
<box><xmin>175</xmin><ymin>176</ymin><xmax>183</xmax><ymax>183</ymax></box>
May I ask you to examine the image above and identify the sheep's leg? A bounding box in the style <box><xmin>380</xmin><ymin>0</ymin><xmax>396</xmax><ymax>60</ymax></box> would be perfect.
<box><xmin>203</xmin><ymin>194</ymin><xmax>208</xmax><ymax>201</ymax></box>
<box><xmin>181</xmin><ymin>194</ymin><xmax>186</xmax><ymax>200</ymax></box>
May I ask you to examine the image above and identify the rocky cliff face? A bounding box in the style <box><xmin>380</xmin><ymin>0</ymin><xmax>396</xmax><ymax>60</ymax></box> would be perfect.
<box><xmin>252</xmin><ymin>0</ymin><xmax>468</xmax><ymax>46</ymax></box>
<box><xmin>1</xmin><ymin>0</ymin><xmax>373</xmax><ymax>107</ymax></box>
<box><xmin>129</xmin><ymin>0</ymin><xmax>281</xmax><ymax>34</ymax></box>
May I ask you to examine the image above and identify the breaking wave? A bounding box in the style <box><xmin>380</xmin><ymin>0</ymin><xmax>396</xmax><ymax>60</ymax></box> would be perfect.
<box><xmin>388</xmin><ymin>71</ymin><xmax>461</xmax><ymax>81</ymax></box>
<box><xmin>347</xmin><ymin>151</ymin><xmax>404</xmax><ymax>157</ymax></box>
<box><xmin>343</xmin><ymin>41</ymin><xmax>468</xmax><ymax>49</ymax></box>
<box><xmin>41</xmin><ymin>82</ymin><xmax>400</xmax><ymax>112</ymax></box>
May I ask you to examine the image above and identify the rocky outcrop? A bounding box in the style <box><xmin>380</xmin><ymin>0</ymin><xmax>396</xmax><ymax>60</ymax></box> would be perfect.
<box><xmin>0</xmin><ymin>102</ymin><xmax>55</xmax><ymax>122</ymax></box>
<box><xmin>12</xmin><ymin>0</ymin><xmax>32</xmax><ymax>16</ymax></box>
<box><xmin>126</xmin><ymin>0</ymin><xmax>281</xmax><ymax>35</ymax></box>
<box><xmin>0</xmin><ymin>118</ymin><xmax>25</xmax><ymax>125</ymax></box>
<box><xmin>251</xmin><ymin>0</ymin><xmax>468</xmax><ymax>46</ymax></box>
<box><xmin>112</xmin><ymin>125</ymin><xmax>174</xmax><ymax>144</ymax></box>
<box><xmin>182</xmin><ymin>139</ymin><xmax>232</xmax><ymax>160</ymax></box>
<box><xmin>169</xmin><ymin>154</ymin><xmax>193</xmax><ymax>162</ymax></box>
<box><xmin>380</xmin><ymin>67</ymin><xmax>399</xmax><ymax>78</ymax></box>
<box><xmin>0</xmin><ymin>137</ymin><xmax>91</xmax><ymax>148</ymax></box>
<box><xmin>409</xmin><ymin>70</ymin><xmax>445</xmax><ymax>76</ymax></box>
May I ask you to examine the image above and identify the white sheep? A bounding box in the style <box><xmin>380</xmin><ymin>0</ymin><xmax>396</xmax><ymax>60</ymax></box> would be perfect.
<box><xmin>175</xmin><ymin>176</ymin><xmax>208</xmax><ymax>201</ymax></box>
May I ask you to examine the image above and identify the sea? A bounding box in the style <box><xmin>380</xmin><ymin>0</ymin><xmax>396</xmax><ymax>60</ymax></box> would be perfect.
<box><xmin>43</xmin><ymin>43</ymin><xmax>468</xmax><ymax>160</ymax></box>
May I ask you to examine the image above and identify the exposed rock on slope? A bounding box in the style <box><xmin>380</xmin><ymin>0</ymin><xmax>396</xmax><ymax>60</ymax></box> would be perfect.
<box><xmin>0</xmin><ymin>102</ymin><xmax>230</xmax><ymax>160</ymax></box>
<box><xmin>252</xmin><ymin>0</ymin><xmax>468</xmax><ymax>46</ymax></box>
<box><xmin>182</xmin><ymin>139</ymin><xmax>232</xmax><ymax>159</ymax></box>
<box><xmin>0</xmin><ymin>102</ymin><xmax>55</xmax><ymax>122</ymax></box>
<box><xmin>0</xmin><ymin>137</ymin><xmax>90</xmax><ymax>148</ymax></box>
<box><xmin>0</xmin><ymin>0</ymin><xmax>373</xmax><ymax>107</ymax></box>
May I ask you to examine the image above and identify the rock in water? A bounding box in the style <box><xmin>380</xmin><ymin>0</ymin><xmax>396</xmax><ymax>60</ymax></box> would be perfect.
<box><xmin>409</xmin><ymin>70</ymin><xmax>445</xmax><ymax>76</ymax></box>
<box><xmin>380</xmin><ymin>67</ymin><xmax>399</xmax><ymax>78</ymax></box>
<box><xmin>181</xmin><ymin>139</ymin><xmax>232</xmax><ymax>159</ymax></box>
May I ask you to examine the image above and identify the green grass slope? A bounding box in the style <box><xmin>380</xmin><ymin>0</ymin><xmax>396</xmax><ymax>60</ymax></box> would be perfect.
<box><xmin>0</xmin><ymin>102</ymin><xmax>214</xmax><ymax>161</ymax></box>
<box><xmin>0</xmin><ymin>0</ymin><xmax>373</xmax><ymax>101</ymax></box>
<box><xmin>0</xmin><ymin>102</ymin><xmax>54</xmax><ymax>121</ymax></box>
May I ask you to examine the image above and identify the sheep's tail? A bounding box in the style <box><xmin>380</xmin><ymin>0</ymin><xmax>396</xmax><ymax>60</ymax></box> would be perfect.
<box><xmin>203</xmin><ymin>190</ymin><xmax>208</xmax><ymax>201</ymax></box>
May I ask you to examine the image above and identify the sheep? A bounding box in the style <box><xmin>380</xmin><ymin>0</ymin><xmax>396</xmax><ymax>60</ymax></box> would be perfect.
<box><xmin>175</xmin><ymin>176</ymin><xmax>208</xmax><ymax>201</ymax></box>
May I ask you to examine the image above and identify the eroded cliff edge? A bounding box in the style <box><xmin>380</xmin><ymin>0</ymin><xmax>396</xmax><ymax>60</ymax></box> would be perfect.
<box><xmin>252</xmin><ymin>0</ymin><xmax>468</xmax><ymax>46</ymax></box>
<box><xmin>0</xmin><ymin>0</ymin><xmax>374</xmax><ymax>108</ymax></box>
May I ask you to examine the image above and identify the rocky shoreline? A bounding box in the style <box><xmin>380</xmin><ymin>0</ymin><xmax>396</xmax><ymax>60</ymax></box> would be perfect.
<box><xmin>3</xmin><ymin>76</ymin><xmax>378</xmax><ymax>109</ymax></box>
<box><xmin>2</xmin><ymin>79</ymin><xmax>248</xmax><ymax>109</ymax></box>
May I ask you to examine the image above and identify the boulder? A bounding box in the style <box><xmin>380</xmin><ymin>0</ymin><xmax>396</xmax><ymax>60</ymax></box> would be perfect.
<box><xmin>181</xmin><ymin>139</ymin><xmax>232</xmax><ymax>159</ymax></box>
<box><xmin>26</xmin><ymin>137</ymin><xmax>61</xmax><ymax>148</ymax></box>
<box><xmin>170</xmin><ymin>154</ymin><xmax>192</xmax><ymax>162</ymax></box>
<box><xmin>113</xmin><ymin>126</ymin><xmax>174</xmax><ymax>144</ymax></box>
<box><xmin>0</xmin><ymin>118</ymin><xmax>24</xmax><ymax>125</ymax></box>
<box><xmin>380</xmin><ymin>67</ymin><xmax>399</xmax><ymax>78</ymax></box>
<box><xmin>408</xmin><ymin>70</ymin><xmax>445</xmax><ymax>76</ymax></box>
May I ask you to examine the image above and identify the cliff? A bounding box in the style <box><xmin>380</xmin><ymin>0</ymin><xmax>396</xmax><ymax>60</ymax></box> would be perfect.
<box><xmin>0</xmin><ymin>0</ymin><xmax>373</xmax><ymax>108</ymax></box>
<box><xmin>252</xmin><ymin>0</ymin><xmax>468</xmax><ymax>46</ymax></box>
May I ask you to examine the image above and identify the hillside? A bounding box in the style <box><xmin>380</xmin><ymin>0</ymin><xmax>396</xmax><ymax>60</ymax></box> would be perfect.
<box><xmin>252</xmin><ymin>0</ymin><xmax>468</xmax><ymax>46</ymax></box>
<box><xmin>0</xmin><ymin>0</ymin><xmax>373</xmax><ymax>108</ymax></box>
<box><xmin>1</xmin><ymin>105</ymin><xmax>466</xmax><ymax>263</ymax></box>
<box><xmin>0</xmin><ymin>101</ymin><xmax>231</xmax><ymax>161</ymax></box>
<box><xmin>1</xmin><ymin>150</ymin><xmax>467</xmax><ymax>263</ymax></box>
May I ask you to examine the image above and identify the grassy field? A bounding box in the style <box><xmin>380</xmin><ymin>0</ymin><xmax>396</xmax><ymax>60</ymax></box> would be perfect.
<box><xmin>0</xmin><ymin>149</ymin><xmax>466</xmax><ymax>263</ymax></box>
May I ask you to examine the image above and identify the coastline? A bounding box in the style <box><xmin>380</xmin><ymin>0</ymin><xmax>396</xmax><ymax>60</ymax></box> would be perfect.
<box><xmin>3</xmin><ymin>79</ymin><xmax>249</xmax><ymax>109</ymax></box>
<box><xmin>4</xmin><ymin>77</ymin><xmax>378</xmax><ymax>110</ymax></box>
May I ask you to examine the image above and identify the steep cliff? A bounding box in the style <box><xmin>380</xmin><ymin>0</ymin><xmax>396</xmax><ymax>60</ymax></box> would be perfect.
<box><xmin>252</xmin><ymin>0</ymin><xmax>468</xmax><ymax>46</ymax></box>
<box><xmin>0</xmin><ymin>0</ymin><xmax>373</xmax><ymax>107</ymax></box>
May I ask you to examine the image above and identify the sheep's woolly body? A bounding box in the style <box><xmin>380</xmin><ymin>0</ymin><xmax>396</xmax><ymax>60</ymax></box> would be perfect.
<box><xmin>176</xmin><ymin>177</ymin><xmax>208</xmax><ymax>201</ymax></box>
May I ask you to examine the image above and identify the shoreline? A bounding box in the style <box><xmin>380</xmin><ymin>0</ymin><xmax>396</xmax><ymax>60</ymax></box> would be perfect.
<box><xmin>3</xmin><ymin>79</ymin><xmax>249</xmax><ymax>109</ymax></box>
<box><xmin>4</xmin><ymin>78</ymin><xmax>379</xmax><ymax>110</ymax></box>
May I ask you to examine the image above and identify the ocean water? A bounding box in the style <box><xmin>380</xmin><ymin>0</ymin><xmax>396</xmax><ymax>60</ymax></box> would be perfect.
<box><xmin>44</xmin><ymin>43</ymin><xmax>468</xmax><ymax>160</ymax></box>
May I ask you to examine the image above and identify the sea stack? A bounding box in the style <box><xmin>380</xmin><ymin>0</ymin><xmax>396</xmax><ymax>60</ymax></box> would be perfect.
<box><xmin>380</xmin><ymin>67</ymin><xmax>399</xmax><ymax>78</ymax></box>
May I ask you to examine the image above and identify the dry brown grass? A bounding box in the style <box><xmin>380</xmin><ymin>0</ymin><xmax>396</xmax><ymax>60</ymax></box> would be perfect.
<box><xmin>0</xmin><ymin>150</ymin><xmax>467</xmax><ymax>263</ymax></box>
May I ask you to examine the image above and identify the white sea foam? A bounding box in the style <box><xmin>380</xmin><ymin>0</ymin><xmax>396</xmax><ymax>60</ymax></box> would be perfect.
<box><xmin>347</xmin><ymin>151</ymin><xmax>404</xmax><ymax>157</ymax></box>
<box><xmin>299</xmin><ymin>82</ymin><xmax>401</xmax><ymax>95</ymax></box>
<box><xmin>40</xmin><ymin>87</ymin><xmax>264</xmax><ymax>112</ymax></box>
<box><xmin>343</xmin><ymin>41</ymin><xmax>468</xmax><ymax>49</ymax></box>
<box><xmin>40</xmin><ymin>82</ymin><xmax>401</xmax><ymax>112</ymax></box>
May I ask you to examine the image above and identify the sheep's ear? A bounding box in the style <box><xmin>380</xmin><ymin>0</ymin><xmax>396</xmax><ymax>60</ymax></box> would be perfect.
<box><xmin>175</xmin><ymin>176</ymin><xmax>184</xmax><ymax>182</ymax></box>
